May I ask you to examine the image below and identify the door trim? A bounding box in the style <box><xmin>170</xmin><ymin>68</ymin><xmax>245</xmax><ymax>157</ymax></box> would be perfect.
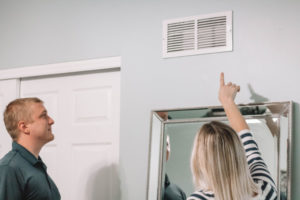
<box><xmin>0</xmin><ymin>56</ymin><xmax>121</xmax><ymax>80</ymax></box>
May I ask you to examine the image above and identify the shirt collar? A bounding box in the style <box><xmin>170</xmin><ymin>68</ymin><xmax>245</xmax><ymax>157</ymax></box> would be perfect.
<box><xmin>12</xmin><ymin>142</ymin><xmax>47</xmax><ymax>169</ymax></box>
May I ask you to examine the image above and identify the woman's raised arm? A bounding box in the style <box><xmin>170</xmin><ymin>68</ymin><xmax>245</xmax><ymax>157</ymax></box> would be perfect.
<box><xmin>218</xmin><ymin>72</ymin><xmax>249</xmax><ymax>132</ymax></box>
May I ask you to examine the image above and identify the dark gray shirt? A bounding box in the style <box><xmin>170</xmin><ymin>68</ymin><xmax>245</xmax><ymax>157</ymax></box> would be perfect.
<box><xmin>164</xmin><ymin>174</ymin><xmax>186</xmax><ymax>200</ymax></box>
<box><xmin>0</xmin><ymin>142</ymin><xmax>61</xmax><ymax>200</ymax></box>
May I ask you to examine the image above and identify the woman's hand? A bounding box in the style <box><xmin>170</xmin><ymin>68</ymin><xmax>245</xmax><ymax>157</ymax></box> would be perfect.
<box><xmin>218</xmin><ymin>72</ymin><xmax>240</xmax><ymax>105</ymax></box>
<box><xmin>218</xmin><ymin>72</ymin><xmax>249</xmax><ymax>132</ymax></box>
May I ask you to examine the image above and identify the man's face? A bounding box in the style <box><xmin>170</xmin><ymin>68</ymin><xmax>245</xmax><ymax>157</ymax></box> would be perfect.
<box><xmin>166</xmin><ymin>135</ymin><xmax>170</xmax><ymax>161</ymax></box>
<box><xmin>27</xmin><ymin>102</ymin><xmax>55</xmax><ymax>144</ymax></box>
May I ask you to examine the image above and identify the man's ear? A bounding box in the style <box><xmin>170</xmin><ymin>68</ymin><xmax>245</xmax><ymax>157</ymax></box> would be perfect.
<box><xmin>18</xmin><ymin>121</ymin><xmax>30</xmax><ymax>135</ymax></box>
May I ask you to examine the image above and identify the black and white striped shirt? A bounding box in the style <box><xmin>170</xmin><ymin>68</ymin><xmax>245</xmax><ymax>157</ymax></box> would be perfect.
<box><xmin>187</xmin><ymin>129</ymin><xmax>278</xmax><ymax>200</ymax></box>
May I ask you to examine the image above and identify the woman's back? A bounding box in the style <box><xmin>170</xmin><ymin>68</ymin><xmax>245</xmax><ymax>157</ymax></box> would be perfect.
<box><xmin>187</xmin><ymin>73</ymin><xmax>277</xmax><ymax>200</ymax></box>
<box><xmin>188</xmin><ymin>129</ymin><xmax>277</xmax><ymax>200</ymax></box>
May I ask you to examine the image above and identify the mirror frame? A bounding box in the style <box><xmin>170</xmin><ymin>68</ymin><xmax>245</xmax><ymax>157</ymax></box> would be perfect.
<box><xmin>146</xmin><ymin>101</ymin><xmax>293</xmax><ymax>200</ymax></box>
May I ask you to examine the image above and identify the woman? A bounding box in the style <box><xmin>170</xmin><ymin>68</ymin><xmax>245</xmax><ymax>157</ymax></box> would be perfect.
<box><xmin>187</xmin><ymin>73</ymin><xmax>277</xmax><ymax>200</ymax></box>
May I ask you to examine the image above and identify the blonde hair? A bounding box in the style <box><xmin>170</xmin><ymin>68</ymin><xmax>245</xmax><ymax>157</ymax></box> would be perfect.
<box><xmin>191</xmin><ymin>121</ymin><xmax>258</xmax><ymax>200</ymax></box>
<box><xmin>3</xmin><ymin>97</ymin><xmax>43</xmax><ymax>141</ymax></box>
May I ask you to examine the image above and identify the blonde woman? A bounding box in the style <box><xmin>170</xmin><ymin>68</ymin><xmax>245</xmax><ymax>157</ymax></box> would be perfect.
<box><xmin>187</xmin><ymin>73</ymin><xmax>277</xmax><ymax>200</ymax></box>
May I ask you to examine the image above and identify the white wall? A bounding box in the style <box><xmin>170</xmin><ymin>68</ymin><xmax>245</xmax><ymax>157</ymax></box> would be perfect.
<box><xmin>1</xmin><ymin>0</ymin><xmax>300</xmax><ymax>199</ymax></box>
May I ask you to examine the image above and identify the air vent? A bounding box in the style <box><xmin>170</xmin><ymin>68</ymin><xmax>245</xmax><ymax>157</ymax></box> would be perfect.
<box><xmin>163</xmin><ymin>11</ymin><xmax>232</xmax><ymax>58</ymax></box>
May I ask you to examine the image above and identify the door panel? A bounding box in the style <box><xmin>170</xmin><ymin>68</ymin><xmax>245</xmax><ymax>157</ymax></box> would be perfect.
<box><xmin>20</xmin><ymin>71</ymin><xmax>120</xmax><ymax>200</ymax></box>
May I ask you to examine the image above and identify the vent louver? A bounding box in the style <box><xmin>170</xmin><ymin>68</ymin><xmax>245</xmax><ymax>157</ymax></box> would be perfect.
<box><xmin>167</xmin><ymin>20</ymin><xmax>195</xmax><ymax>53</ymax></box>
<box><xmin>163</xmin><ymin>11</ymin><xmax>232</xmax><ymax>58</ymax></box>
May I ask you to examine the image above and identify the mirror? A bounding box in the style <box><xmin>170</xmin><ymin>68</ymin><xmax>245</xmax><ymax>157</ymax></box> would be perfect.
<box><xmin>146</xmin><ymin>102</ymin><xmax>292</xmax><ymax>200</ymax></box>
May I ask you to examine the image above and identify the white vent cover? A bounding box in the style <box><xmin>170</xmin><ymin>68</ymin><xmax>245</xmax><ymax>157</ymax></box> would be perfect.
<box><xmin>163</xmin><ymin>11</ymin><xmax>232</xmax><ymax>58</ymax></box>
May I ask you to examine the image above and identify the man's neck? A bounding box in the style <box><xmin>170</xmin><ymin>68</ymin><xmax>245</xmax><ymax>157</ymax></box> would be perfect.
<box><xmin>16</xmin><ymin>140</ymin><xmax>43</xmax><ymax>159</ymax></box>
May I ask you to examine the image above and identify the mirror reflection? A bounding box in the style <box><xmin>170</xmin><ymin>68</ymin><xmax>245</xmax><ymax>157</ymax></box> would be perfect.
<box><xmin>164</xmin><ymin>119</ymin><xmax>278</xmax><ymax>197</ymax></box>
<box><xmin>147</xmin><ymin>102</ymin><xmax>292</xmax><ymax>200</ymax></box>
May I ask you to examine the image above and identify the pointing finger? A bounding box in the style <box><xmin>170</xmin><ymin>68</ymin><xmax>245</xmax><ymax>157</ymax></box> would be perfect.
<box><xmin>220</xmin><ymin>72</ymin><xmax>225</xmax><ymax>86</ymax></box>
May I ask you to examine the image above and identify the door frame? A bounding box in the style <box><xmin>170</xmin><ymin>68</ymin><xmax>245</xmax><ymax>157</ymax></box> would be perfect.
<box><xmin>0</xmin><ymin>56</ymin><xmax>121</xmax><ymax>80</ymax></box>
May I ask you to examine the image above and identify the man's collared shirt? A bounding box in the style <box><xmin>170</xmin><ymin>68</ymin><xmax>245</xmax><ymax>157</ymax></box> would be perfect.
<box><xmin>0</xmin><ymin>142</ymin><xmax>61</xmax><ymax>200</ymax></box>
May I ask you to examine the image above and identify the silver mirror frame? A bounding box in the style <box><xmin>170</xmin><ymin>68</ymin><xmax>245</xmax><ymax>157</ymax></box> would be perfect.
<box><xmin>146</xmin><ymin>101</ymin><xmax>293</xmax><ymax>200</ymax></box>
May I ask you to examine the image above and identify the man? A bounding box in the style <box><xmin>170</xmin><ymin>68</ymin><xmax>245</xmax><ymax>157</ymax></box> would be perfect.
<box><xmin>164</xmin><ymin>135</ymin><xmax>186</xmax><ymax>200</ymax></box>
<box><xmin>0</xmin><ymin>97</ymin><xmax>61</xmax><ymax>200</ymax></box>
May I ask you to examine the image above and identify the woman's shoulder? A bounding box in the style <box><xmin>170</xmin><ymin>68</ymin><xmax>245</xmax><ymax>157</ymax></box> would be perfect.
<box><xmin>187</xmin><ymin>190</ymin><xmax>214</xmax><ymax>200</ymax></box>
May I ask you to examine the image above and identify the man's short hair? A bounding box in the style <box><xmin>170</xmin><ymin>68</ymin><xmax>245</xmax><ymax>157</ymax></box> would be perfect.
<box><xmin>3</xmin><ymin>97</ymin><xmax>43</xmax><ymax>141</ymax></box>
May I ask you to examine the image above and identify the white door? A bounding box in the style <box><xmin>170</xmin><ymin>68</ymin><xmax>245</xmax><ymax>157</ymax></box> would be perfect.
<box><xmin>20</xmin><ymin>70</ymin><xmax>120</xmax><ymax>200</ymax></box>
<box><xmin>0</xmin><ymin>79</ymin><xmax>20</xmax><ymax>158</ymax></box>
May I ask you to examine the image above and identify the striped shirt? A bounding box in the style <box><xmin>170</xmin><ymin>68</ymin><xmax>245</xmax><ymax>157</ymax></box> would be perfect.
<box><xmin>187</xmin><ymin>129</ymin><xmax>278</xmax><ymax>200</ymax></box>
